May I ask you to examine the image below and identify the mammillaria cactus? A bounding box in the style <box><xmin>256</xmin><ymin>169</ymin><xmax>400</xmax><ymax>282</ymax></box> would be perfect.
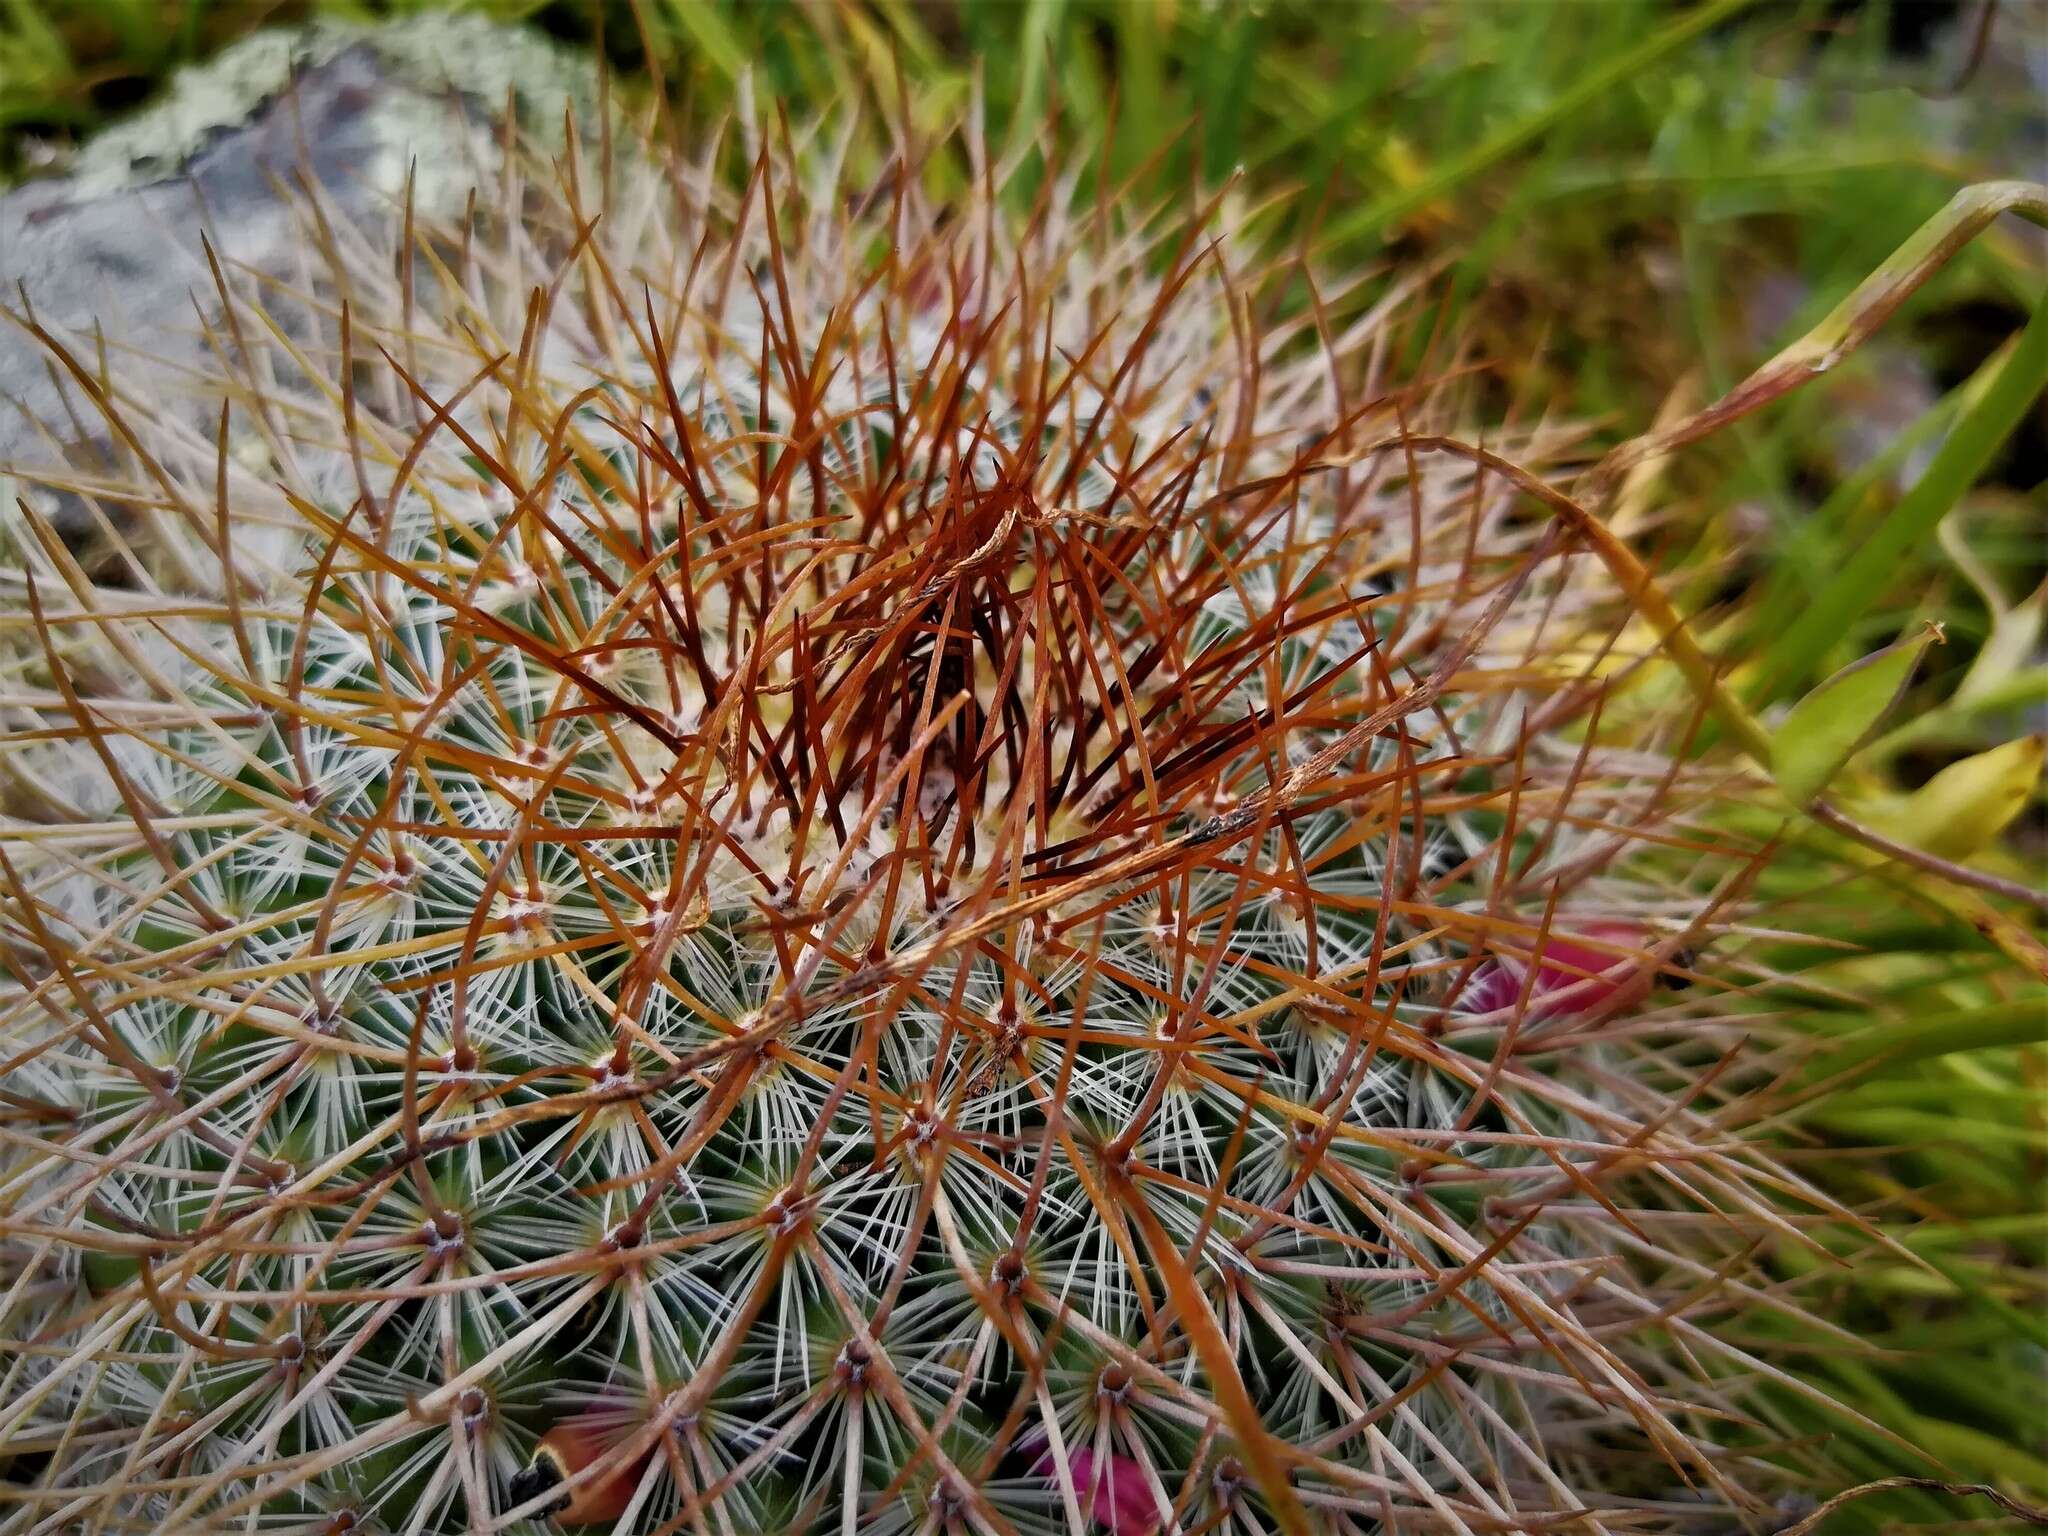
<box><xmin>0</xmin><ymin>69</ymin><xmax>1848</xmax><ymax>1536</ymax></box>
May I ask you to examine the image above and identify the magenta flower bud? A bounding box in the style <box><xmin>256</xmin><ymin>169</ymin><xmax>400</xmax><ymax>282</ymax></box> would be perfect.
<box><xmin>1031</xmin><ymin>1440</ymin><xmax>1165</xmax><ymax>1536</ymax></box>
<box><xmin>1459</xmin><ymin>921</ymin><xmax>1661</xmax><ymax>1020</ymax></box>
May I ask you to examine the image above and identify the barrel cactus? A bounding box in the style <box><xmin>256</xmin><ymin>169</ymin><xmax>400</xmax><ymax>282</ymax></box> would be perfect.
<box><xmin>0</xmin><ymin>85</ymin><xmax>1831</xmax><ymax>1536</ymax></box>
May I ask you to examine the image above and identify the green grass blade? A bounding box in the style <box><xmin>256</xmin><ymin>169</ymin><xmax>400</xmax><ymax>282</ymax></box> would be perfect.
<box><xmin>1323</xmin><ymin>0</ymin><xmax>1763</xmax><ymax>248</ymax></box>
<box><xmin>1758</xmin><ymin>282</ymin><xmax>2048</xmax><ymax>699</ymax></box>
<box><xmin>659</xmin><ymin>0</ymin><xmax>747</xmax><ymax>85</ymax></box>
<box><xmin>1797</xmin><ymin>998</ymin><xmax>2048</xmax><ymax>1087</ymax></box>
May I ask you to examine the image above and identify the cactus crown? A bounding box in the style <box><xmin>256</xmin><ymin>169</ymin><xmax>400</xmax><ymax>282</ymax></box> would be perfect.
<box><xmin>1</xmin><ymin>99</ymin><xmax>1802</xmax><ymax>1535</ymax></box>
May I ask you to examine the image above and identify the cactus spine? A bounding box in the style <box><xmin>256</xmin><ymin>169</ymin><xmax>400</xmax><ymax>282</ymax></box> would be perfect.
<box><xmin>0</xmin><ymin>96</ymin><xmax>1824</xmax><ymax>1536</ymax></box>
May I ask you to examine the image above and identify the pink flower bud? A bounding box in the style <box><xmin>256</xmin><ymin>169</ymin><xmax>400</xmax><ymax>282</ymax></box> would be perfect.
<box><xmin>1458</xmin><ymin>921</ymin><xmax>1660</xmax><ymax>1020</ymax></box>
<box><xmin>1028</xmin><ymin>1438</ymin><xmax>1165</xmax><ymax>1536</ymax></box>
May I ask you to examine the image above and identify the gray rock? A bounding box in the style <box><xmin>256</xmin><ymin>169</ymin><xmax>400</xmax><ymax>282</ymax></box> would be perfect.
<box><xmin>0</xmin><ymin>17</ymin><xmax>598</xmax><ymax>564</ymax></box>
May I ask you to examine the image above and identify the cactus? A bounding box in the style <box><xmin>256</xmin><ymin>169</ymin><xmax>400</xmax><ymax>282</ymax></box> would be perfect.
<box><xmin>0</xmin><ymin>95</ymin><xmax>1832</xmax><ymax>1536</ymax></box>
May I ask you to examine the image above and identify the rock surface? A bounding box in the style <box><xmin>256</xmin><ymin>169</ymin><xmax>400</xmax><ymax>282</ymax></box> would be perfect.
<box><xmin>0</xmin><ymin>17</ymin><xmax>596</xmax><ymax>537</ymax></box>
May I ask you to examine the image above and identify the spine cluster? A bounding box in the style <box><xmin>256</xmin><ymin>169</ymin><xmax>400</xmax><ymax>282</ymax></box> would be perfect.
<box><xmin>0</xmin><ymin>104</ymin><xmax>1815</xmax><ymax>1535</ymax></box>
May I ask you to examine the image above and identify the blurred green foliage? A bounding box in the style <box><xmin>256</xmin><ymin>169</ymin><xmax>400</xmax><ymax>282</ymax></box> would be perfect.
<box><xmin>2</xmin><ymin>1</ymin><xmax>2041</xmax><ymax>1528</ymax></box>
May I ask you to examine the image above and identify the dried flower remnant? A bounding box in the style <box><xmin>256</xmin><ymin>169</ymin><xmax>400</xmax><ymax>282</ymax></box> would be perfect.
<box><xmin>508</xmin><ymin>1404</ymin><xmax>659</xmax><ymax>1526</ymax></box>
<box><xmin>0</xmin><ymin>96</ymin><xmax>1843</xmax><ymax>1536</ymax></box>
